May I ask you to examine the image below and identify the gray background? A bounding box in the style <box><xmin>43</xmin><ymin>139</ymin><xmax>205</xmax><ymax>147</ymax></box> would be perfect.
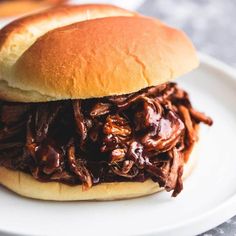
<box><xmin>138</xmin><ymin>0</ymin><xmax>236</xmax><ymax>235</ymax></box>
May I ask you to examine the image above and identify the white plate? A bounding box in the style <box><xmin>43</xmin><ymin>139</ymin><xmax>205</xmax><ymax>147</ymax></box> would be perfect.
<box><xmin>0</xmin><ymin>53</ymin><xmax>236</xmax><ymax>236</ymax></box>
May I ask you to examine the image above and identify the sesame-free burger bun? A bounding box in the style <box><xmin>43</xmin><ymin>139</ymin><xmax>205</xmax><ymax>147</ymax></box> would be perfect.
<box><xmin>0</xmin><ymin>4</ymin><xmax>136</xmax><ymax>102</ymax></box>
<box><xmin>0</xmin><ymin>7</ymin><xmax>198</xmax><ymax>102</ymax></box>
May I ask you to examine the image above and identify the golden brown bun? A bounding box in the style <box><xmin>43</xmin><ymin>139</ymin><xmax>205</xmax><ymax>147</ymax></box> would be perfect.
<box><xmin>0</xmin><ymin>5</ymin><xmax>198</xmax><ymax>102</ymax></box>
<box><xmin>0</xmin><ymin>4</ymin><xmax>136</xmax><ymax>102</ymax></box>
<box><xmin>0</xmin><ymin>1</ymin><xmax>48</xmax><ymax>18</ymax></box>
<box><xmin>0</xmin><ymin>143</ymin><xmax>198</xmax><ymax>201</ymax></box>
<box><xmin>0</xmin><ymin>0</ymin><xmax>66</xmax><ymax>18</ymax></box>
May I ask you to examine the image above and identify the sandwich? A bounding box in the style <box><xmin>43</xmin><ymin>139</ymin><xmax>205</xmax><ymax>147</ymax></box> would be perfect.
<box><xmin>0</xmin><ymin>4</ymin><xmax>212</xmax><ymax>200</ymax></box>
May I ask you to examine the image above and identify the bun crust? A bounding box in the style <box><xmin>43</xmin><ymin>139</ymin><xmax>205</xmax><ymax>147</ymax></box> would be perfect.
<box><xmin>0</xmin><ymin>4</ymin><xmax>135</xmax><ymax>102</ymax></box>
<box><xmin>0</xmin><ymin>0</ymin><xmax>65</xmax><ymax>18</ymax></box>
<box><xmin>0</xmin><ymin>5</ymin><xmax>198</xmax><ymax>102</ymax></box>
<box><xmin>0</xmin><ymin>142</ymin><xmax>198</xmax><ymax>201</ymax></box>
<box><xmin>0</xmin><ymin>1</ymin><xmax>48</xmax><ymax>18</ymax></box>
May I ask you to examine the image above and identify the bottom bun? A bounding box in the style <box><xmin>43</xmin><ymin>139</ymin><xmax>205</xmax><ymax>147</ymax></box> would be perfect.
<box><xmin>0</xmin><ymin>143</ymin><xmax>198</xmax><ymax>201</ymax></box>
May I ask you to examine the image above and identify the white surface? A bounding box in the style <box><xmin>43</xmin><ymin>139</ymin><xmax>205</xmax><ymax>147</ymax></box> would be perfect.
<box><xmin>69</xmin><ymin>0</ymin><xmax>144</xmax><ymax>10</ymax></box>
<box><xmin>0</xmin><ymin>54</ymin><xmax>236</xmax><ymax>236</ymax></box>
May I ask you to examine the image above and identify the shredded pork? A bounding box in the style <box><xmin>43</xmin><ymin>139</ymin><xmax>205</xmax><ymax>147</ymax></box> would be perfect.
<box><xmin>0</xmin><ymin>83</ymin><xmax>212</xmax><ymax>196</ymax></box>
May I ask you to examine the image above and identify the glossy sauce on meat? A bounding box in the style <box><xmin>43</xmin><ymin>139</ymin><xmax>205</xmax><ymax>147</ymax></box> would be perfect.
<box><xmin>0</xmin><ymin>83</ymin><xmax>213</xmax><ymax>196</ymax></box>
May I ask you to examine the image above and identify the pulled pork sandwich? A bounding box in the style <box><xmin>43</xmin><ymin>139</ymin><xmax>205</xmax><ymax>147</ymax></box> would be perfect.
<box><xmin>0</xmin><ymin>4</ymin><xmax>212</xmax><ymax>201</ymax></box>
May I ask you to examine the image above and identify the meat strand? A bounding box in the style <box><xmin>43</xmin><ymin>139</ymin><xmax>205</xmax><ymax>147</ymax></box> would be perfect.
<box><xmin>0</xmin><ymin>82</ymin><xmax>212</xmax><ymax>197</ymax></box>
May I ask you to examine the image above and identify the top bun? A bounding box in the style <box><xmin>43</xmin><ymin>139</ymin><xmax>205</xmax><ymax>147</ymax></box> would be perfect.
<box><xmin>0</xmin><ymin>0</ymin><xmax>66</xmax><ymax>18</ymax></box>
<box><xmin>0</xmin><ymin>5</ymin><xmax>198</xmax><ymax>102</ymax></box>
<box><xmin>0</xmin><ymin>4</ymin><xmax>135</xmax><ymax>102</ymax></box>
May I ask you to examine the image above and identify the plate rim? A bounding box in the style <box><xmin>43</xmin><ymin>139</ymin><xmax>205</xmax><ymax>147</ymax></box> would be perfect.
<box><xmin>0</xmin><ymin>53</ymin><xmax>236</xmax><ymax>236</ymax></box>
<box><xmin>138</xmin><ymin>52</ymin><xmax>236</xmax><ymax>236</ymax></box>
